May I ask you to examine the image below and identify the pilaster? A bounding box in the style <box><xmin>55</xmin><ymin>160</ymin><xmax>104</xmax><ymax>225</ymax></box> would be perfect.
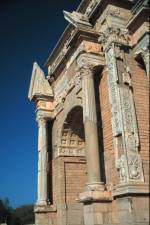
<box><xmin>99</xmin><ymin>25</ymin><xmax>148</xmax><ymax>197</ymax></box>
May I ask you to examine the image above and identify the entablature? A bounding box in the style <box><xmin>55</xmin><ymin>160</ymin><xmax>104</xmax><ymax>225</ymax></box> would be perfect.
<box><xmin>47</xmin><ymin>27</ymin><xmax>101</xmax><ymax>80</ymax></box>
<box><xmin>127</xmin><ymin>0</ymin><xmax>149</xmax><ymax>46</ymax></box>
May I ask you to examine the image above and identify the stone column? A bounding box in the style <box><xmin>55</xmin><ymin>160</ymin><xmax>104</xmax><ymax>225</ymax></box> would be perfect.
<box><xmin>36</xmin><ymin>116</ymin><xmax>49</xmax><ymax>205</ymax></box>
<box><xmin>77</xmin><ymin>54</ymin><xmax>104</xmax><ymax>191</ymax></box>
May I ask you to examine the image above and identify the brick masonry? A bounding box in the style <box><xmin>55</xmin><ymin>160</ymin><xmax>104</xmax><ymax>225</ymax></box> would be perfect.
<box><xmin>29</xmin><ymin>0</ymin><xmax>149</xmax><ymax>224</ymax></box>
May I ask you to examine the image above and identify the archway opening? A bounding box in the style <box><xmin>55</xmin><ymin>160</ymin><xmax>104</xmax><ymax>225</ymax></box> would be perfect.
<box><xmin>60</xmin><ymin>106</ymin><xmax>87</xmax><ymax>203</ymax></box>
<box><xmin>61</xmin><ymin>106</ymin><xmax>85</xmax><ymax>153</ymax></box>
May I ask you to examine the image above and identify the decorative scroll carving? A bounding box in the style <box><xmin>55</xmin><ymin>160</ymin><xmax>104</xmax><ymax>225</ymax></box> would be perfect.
<box><xmin>102</xmin><ymin>28</ymin><xmax>144</xmax><ymax>184</ymax></box>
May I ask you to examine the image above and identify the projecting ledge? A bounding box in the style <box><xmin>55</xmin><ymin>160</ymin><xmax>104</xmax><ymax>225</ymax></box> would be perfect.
<box><xmin>112</xmin><ymin>183</ymin><xmax>149</xmax><ymax>197</ymax></box>
<box><xmin>78</xmin><ymin>190</ymin><xmax>113</xmax><ymax>203</ymax></box>
<box><xmin>34</xmin><ymin>204</ymin><xmax>57</xmax><ymax>213</ymax></box>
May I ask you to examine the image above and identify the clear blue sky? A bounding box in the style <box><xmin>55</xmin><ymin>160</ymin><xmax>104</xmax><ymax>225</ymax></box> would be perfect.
<box><xmin>0</xmin><ymin>0</ymin><xmax>81</xmax><ymax>208</ymax></box>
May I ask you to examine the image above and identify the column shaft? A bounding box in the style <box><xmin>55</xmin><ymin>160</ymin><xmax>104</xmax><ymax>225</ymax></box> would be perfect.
<box><xmin>37</xmin><ymin>117</ymin><xmax>49</xmax><ymax>205</ymax></box>
<box><xmin>82</xmin><ymin>67</ymin><xmax>103</xmax><ymax>189</ymax></box>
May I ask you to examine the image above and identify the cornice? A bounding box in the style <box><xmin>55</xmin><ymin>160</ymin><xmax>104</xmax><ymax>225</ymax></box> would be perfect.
<box><xmin>47</xmin><ymin>27</ymin><xmax>100</xmax><ymax>78</ymax></box>
<box><xmin>127</xmin><ymin>4</ymin><xmax>149</xmax><ymax>33</ymax></box>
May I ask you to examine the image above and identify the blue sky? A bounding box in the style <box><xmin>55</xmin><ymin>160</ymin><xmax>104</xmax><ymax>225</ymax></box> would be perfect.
<box><xmin>0</xmin><ymin>0</ymin><xmax>81</xmax><ymax>208</ymax></box>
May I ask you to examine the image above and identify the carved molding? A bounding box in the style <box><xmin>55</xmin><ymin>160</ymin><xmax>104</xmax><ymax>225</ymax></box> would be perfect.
<box><xmin>28</xmin><ymin>62</ymin><xmax>53</xmax><ymax>101</ymax></box>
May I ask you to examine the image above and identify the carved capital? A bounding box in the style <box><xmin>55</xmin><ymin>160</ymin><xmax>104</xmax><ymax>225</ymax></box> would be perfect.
<box><xmin>99</xmin><ymin>26</ymin><xmax>129</xmax><ymax>50</ymax></box>
<box><xmin>36</xmin><ymin>116</ymin><xmax>47</xmax><ymax>128</ymax></box>
<box><xmin>77</xmin><ymin>53</ymin><xmax>103</xmax><ymax>77</ymax></box>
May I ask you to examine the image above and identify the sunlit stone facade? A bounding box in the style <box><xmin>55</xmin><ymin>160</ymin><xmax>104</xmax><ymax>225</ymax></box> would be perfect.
<box><xmin>28</xmin><ymin>0</ymin><xmax>149</xmax><ymax>224</ymax></box>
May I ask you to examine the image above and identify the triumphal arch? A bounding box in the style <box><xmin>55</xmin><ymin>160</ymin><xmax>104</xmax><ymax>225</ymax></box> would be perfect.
<box><xmin>28</xmin><ymin>0</ymin><xmax>149</xmax><ymax>224</ymax></box>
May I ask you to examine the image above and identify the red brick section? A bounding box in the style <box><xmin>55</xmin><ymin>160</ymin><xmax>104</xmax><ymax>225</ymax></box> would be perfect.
<box><xmin>65</xmin><ymin>160</ymin><xmax>87</xmax><ymax>203</ymax></box>
<box><xmin>129</xmin><ymin>56</ymin><xmax>149</xmax><ymax>183</ymax></box>
<box><xmin>99</xmin><ymin>68</ymin><xmax>119</xmax><ymax>186</ymax></box>
<box><xmin>52</xmin><ymin>156</ymin><xmax>87</xmax><ymax>205</ymax></box>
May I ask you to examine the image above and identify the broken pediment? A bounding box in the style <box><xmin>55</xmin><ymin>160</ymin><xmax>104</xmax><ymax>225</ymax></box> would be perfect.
<box><xmin>28</xmin><ymin>62</ymin><xmax>53</xmax><ymax>101</ymax></box>
<box><xmin>63</xmin><ymin>10</ymin><xmax>92</xmax><ymax>28</ymax></box>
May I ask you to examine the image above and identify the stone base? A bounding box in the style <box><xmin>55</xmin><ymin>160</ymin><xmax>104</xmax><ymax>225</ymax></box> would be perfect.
<box><xmin>82</xmin><ymin>195</ymin><xmax>149</xmax><ymax>225</ymax></box>
<box><xmin>85</xmin><ymin>182</ymin><xmax>105</xmax><ymax>191</ymax></box>
<box><xmin>34</xmin><ymin>204</ymin><xmax>57</xmax><ymax>213</ymax></box>
<box><xmin>79</xmin><ymin>190</ymin><xmax>113</xmax><ymax>203</ymax></box>
<box><xmin>35</xmin><ymin>204</ymin><xmax>57</xmax><ymax>225</ymax></box>
<box><xmin>112</xmin><ymin>182</ymin><xmax>149</xmax><ymax>197</ymax></box>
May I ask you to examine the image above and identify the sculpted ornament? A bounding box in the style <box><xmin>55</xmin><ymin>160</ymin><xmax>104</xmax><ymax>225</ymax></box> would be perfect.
<box><xmin>126</xmin><ymin>134</ymin><xmax>140</xmax><ymax>180</ymax></box>
<box><xmin>99</xmin><ymin>27</ymin><xmax>129</xmax><ymax>49</ymax></box>
<box><xmin>116</xmin><ymin>155</ymin><xmax>127</xmax><ymax>183</ymax></box>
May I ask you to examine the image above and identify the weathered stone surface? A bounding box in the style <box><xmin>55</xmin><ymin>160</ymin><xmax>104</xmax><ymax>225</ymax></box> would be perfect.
<box><xmin>28</xmin><ymin>0</ymin><xmax>149</xmax><ymax>225</ymax></box>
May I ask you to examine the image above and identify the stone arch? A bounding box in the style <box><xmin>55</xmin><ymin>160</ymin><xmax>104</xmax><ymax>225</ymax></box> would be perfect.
<box><xmin>52</xmin><ymin>97</ymin><xmax>84</xmax><ymax>158</ymax></box>
<box><xmin>60</xmin><ymin>106</ymin><xmax>85</xmax><ymax>156</ymax></box>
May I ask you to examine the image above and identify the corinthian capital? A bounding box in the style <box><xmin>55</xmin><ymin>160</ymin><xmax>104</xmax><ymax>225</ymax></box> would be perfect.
<box><xmin>99</xmin><ymin>26</ymin><xmax>129</xmax><ymax>50</ymax></box>
<box><xmin>76</xmin><ymin>53</ymin><xmax>104</xmax><ymax>77</ymax></box>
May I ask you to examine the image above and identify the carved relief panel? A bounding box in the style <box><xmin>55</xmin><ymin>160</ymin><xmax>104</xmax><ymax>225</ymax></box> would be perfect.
<box><xmin>101</xmin><ymin>27</ymin><xmax>144</xmax><ymax>184</ymax></box>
